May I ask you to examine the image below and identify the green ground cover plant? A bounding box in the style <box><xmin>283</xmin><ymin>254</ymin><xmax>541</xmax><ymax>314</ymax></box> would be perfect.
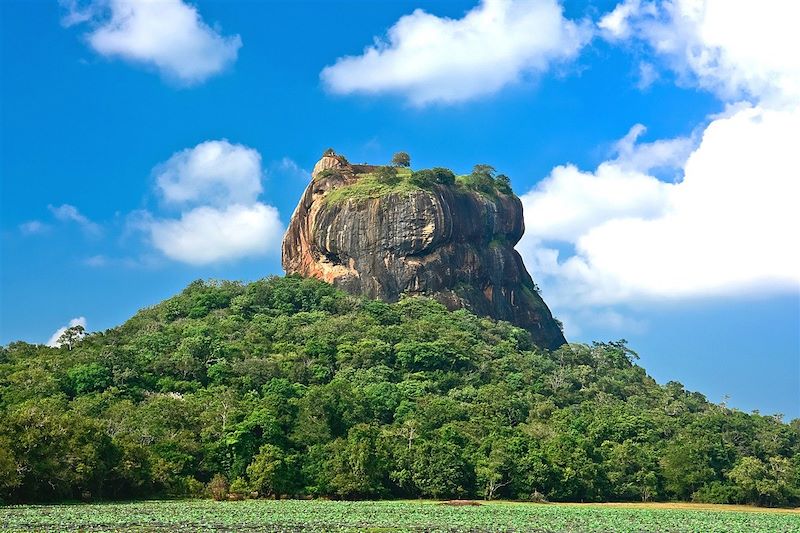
<box><xmin>1</xmin><ymin>500</ymin><xmax>798</xmax><ymax>532</ymax></box>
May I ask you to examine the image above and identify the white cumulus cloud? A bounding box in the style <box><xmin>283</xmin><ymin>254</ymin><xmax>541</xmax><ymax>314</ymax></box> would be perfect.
<box><xmin>137</xmin><ymin>140</ymin><xmax>284</xmax><ymax>265</ymax></box>
<box><xmin>155</xmin><ymin>140</ymin><xmax>263</xmax><ymax>207</ymax></box>
<box><xmin>62</xmin><ymin>0</ymin><xmax>241</xmax><ymax>85</ymax></box>
<box><xmin>19</xmin><ymin>220</ymin><xmax>50</xmax><ymax>235</ymax></box>
<box><xmin>321</xmin><ymin>0</ymin><xmax>591</xmax><ymax>105</ymax></box>
<box><xmin>273</xmin><ymin>157</ymin><xmax>310</xmax><ymax>181</ymax></box>
<box><xmin>636</xmin><ymin>61</ymin><xmax>659</xmax><ymax>90</ymax></box>
<box><xmin>148</xmin><ymin>203</ymin><xmax>283</xmax><ymax>265</ymax></box>
<box><xmin>46</xmin><ymin>317</ymin><xmax>87</xmax><ymax>347</ymax></box>
<box><xmin>48</xmin><ymin>204</ymin><xmax>102</xmax><ymax>236</ymax></box>
<box><xmin>519</xmin><ymin>0</ymin><xmax>800</xmax><ymax>338</ymax></box>
<box><xmin>520</xmin><ymin>104</ymin><xmax>800</xmax><ymax>309</ymax></box>
<box><xmin>599</xmin><ymin>0</ymin><xmax>800</xmax><ymax>104</ymax></box>
<box><xmin>598</xmin><ymin>0</ymin><xmax>653</xmax><ymax>40</ymax></box>
<box><xmin>523</xmin><ymin>123</ymin><xmax>692</xmax><ymax>244</ymax></box>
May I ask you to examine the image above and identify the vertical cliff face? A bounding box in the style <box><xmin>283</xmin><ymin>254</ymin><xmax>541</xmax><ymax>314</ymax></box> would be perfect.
<box><xmin>282</xmin><ymin>152</ymin><xmax>566</xmax><ymax>350</ymax></box>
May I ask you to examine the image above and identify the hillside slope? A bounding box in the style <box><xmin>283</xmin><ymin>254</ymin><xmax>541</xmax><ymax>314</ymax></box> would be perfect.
<box><xmin>1</xmin><ymin>276</ymin><xmax>798</xmax><ymax>505</ymax></box>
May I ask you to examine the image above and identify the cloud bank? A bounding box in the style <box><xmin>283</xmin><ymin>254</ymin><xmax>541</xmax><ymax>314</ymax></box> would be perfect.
<box><xmin>519</xmin><ymin>0</ymin><xmax>800</xmax><ymax>335</ymax></box>
<box><xmin>520</xmin><ymin>106</ymin><xmax>800</xmax><ymax>307</ymax></box>
<box><xmin>598</xmin><ymin>0</ymin><xmax>800</xmax><ymax>104</ymax></box>
<box><xmin>62</xmin><ymin>0</ymin><xmax>241</xmax><ymax>85</ymax></box>
<box><xmin>321</xmin><ymin>0</ymin><xmax>591</xmax><ymax>105</ymax></box>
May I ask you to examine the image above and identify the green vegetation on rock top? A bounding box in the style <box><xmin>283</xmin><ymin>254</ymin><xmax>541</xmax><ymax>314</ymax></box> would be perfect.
<box><xmin>322</xmin><ymin>164</ymin><xmax>514</xmax><ymax>205</ymax></box>
<box><xmin>322</xmin><ymin>167</ymin><xmax>418</xmax><ymax>205</ymax></box>
<box><xmin>1</xmin><ymin>276</ymin><xmax>798</xmax><ymax>507</ymax></box>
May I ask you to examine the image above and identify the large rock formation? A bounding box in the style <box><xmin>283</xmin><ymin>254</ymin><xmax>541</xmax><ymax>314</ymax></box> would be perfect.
<box><xmin>282</xmin><ymin>152</ymin><xmax>566</xmax><ymax>350</ymax></box>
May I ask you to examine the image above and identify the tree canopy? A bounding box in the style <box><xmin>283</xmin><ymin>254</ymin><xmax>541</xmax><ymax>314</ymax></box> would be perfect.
<box><xmin>391</xmin><ymin>152</ymin><xmax>411</xmax><ymax>167</ymax></box>
<box><xmin>1</xmin><ymin>276</ymin><xmax>797</xmax><ymax>506</ymax></box>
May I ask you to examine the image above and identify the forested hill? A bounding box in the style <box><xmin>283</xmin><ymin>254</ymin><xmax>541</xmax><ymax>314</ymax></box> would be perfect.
<box><xmin>1</xmin><ymin>276</ymin><xmax>798</xmax><ymax>506</ymax></box>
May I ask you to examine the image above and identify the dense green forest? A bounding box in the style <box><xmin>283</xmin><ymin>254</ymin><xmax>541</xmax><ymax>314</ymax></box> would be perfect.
<box><xmin>1</xmin><ymin>276</ymin><xmax>798</xmax><ymax>506</ymax></box>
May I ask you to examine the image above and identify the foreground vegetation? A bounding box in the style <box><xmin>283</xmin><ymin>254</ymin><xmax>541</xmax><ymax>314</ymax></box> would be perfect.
<box><xmin>1</xmin><ymin>276</ymin><xmax>798</xmax><ymax>506</ymax></box>
<box><xmin>1</xmin><ymin>500</ymin><xmax>798</xmax><ymax>532</ymax></box>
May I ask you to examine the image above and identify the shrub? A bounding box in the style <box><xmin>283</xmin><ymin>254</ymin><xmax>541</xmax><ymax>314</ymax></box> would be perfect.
<box><xmin>208</xmin><ymin>474</ymin><xmax>229</xmax><ymax>501</ymax></box>
<box><xmin>409</xmin><ymin>169</ymin><xmax>435</xmax><ymax>188</ymax></box>
<box><xmin>465</xmin><ymin>164</ymin><xmax>499</xmax><ymax>195</ymax></box>
<box><xmin>229</xmin><ymin>477</ymin><xmax>251</xmax><ymax>499</ymax></box>
<box><xmin>317</xmin><ymin>168</ymin><xmax>343</xmax><ymax>180</ymax></box>
<box><xmin>529</xmin><ymin>490</ymin><xmax>549</xmax><ymax>503</ymax></box>
<box><xmin>692</xmin><ymin>482</ymin><xmax>739</xmax><ymax>504</ymax></box>
<box><xmin>471</xmin><ymin>164</ymin><xmax>496</xmax><ymax>179</ymax></box>
<box><xmin>431</xmin><ymin>167</ymin><xmax>455</xmax><ymax>185</ymax></box>
<box><xmin>495</xmin><ymin>174</ymin><xmax>512</xmax><ymax>194</ymax></box>
<box><xmin>184</xmin><ymin>477</ymin><xmax>206</xmax><ymax>498</ymax></box>
<box><xmin>409</xmin><ymin>167</ymin><xmax>455</xmax><ymax>188</ymax></box>
<box><xmin>375</xmin><ymin>166</ymin><xmax>399</xmax><ymax>185</ymax></box>
<box><xmin>391</xmin><ymin>151</ymin><xmax>411</xmax><ymax>167</ymax></box>
<box><xmin>459</xmin><ymin>172</ymin><xmax>496</xmax><ymax>195</ymax></box>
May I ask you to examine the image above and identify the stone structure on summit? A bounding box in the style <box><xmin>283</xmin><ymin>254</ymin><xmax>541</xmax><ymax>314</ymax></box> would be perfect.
<box><xmin>282</xmin><ymin>150</ymin><xmax>566</xmax><ymax>350</ymax></box>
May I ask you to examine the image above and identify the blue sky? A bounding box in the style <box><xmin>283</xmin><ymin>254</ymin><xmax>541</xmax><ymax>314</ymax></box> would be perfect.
<box><xmin>1</xmin><ymin>0</ymin><xmax>798</xmax><ymax>418</ymax></box>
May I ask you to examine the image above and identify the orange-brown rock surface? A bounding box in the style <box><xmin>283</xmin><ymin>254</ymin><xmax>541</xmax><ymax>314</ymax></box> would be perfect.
<box><xmin>282</xmin><ymin>152</ymin><xmax>566</xmax><ymax>350</ymax></box>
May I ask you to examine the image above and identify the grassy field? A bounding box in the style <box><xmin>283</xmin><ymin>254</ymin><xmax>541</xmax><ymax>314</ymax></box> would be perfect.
<box><xmin>1</xmin><ymin>500</ymin><xmax>798</xmax><ymax>532</ymax></box>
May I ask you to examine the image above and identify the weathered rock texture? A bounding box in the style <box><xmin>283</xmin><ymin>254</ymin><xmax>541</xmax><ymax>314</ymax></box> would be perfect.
<box><xmin>282</xmin><ymin>153</ymin><xmax>566</xmax><ymax>350</ymax></box>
